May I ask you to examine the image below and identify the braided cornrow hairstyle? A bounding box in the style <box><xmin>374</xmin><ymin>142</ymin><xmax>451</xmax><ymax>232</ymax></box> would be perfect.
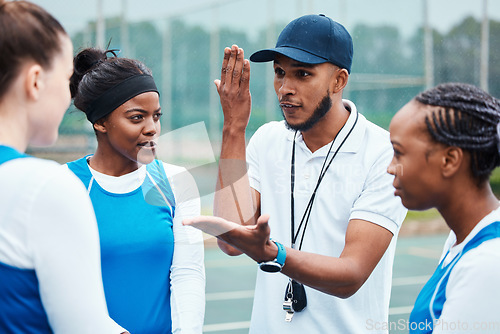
<box><xmin>415</xmin><ymin>83</ymin><xmax>500</xmax><ymax>183</ymax></box>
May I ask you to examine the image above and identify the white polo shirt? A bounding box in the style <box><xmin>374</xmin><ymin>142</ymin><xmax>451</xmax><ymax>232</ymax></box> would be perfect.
<box><xmin>247</xmin><ymin>100</ymin><xmax>407</xmax><ymax>334</ymax></box>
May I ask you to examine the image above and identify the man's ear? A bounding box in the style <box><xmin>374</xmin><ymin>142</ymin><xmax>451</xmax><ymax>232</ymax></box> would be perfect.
<box><xmin>441</xmin><ymin>146</ymin><xmax>464</xmax><ymax>178</ymax></box>
<box><xmin>25</xmin><ymin>64</ymin><xmax>43</xmax><ymax>101</ymax></box>
<box><xmin>93</xmin><ymin>119</ymin><xmax>107</xmax><ymax>134</ymax></box>
<box><xmin>331</xmin><ymin>68</ymin><xmax>349</xmax><ymax>94</ymax></box>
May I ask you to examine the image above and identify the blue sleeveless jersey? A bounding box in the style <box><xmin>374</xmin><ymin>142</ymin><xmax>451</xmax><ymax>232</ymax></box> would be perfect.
<box><xmin>67</xmin><ymin>157</ymin><xmax>176</xmax><ymax>334</ymax></box>
<box><xmin>0</xmin><ymin>145</ymin><xmax>53</xmax><ymax>333</ymax></box>
<box><xmin>409</xmin><ymin>221</ymin><xmax>500</xmax><ymax>333</ymax></box>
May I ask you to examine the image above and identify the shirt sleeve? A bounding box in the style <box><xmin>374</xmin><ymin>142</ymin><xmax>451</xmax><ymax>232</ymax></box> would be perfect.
<box><xmin>165</xmin><ymin>163</ymin><xmax>206</xmax><ymax>334</ymax></box>
<box><xmin>349</xmin><ymin>143</ymin><xmax>407</xmax><ymax>235</ymax></box>
<box><xmin>434</xmin><ymin>240</ymin><xmax>500</xmax><ymax>333</ymax></box>
<box><xmin>28</xmin><ymin>168</ymin><xmax>126</xmax><ymax>334</ymax></box>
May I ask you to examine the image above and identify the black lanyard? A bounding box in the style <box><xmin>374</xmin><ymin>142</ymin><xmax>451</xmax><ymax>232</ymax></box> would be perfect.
<box><xmin>290</xmin><ymin>111</ymin><xmax>359</xmax><ymax>250</ymax></box>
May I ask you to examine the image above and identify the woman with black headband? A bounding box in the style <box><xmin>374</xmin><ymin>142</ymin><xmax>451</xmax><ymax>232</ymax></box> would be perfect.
<box><xmin>68</xmin><ymin>48</ymin><xmax>205</xmax><ymax>334</ymax></box>
<box><xmin>0</xmin><ymin>2</ymin><xmax>127</xmax><ymax>333</ymax></box>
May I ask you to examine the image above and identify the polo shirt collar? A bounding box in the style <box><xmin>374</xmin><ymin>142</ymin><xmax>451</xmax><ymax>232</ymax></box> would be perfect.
<box><xmin>286</xmin><ymin>99</ymin><xmax>366</xmax><ymax>156</ymax></box>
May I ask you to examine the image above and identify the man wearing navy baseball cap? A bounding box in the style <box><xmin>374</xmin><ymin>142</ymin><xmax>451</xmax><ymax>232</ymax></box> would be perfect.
<box><xmin>250</xmin><ymin>13</ymin><xmax>353</xmax><ymax>71</ymax></box>
<box><xmin>185</xmin><ymin>14</ymin><xmax>406</xmax><ymax>333</ymax></box>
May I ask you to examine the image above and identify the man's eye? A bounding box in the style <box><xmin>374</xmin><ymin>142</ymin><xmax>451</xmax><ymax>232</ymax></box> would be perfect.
<box><xmin>274</xmin><ymin>68</ymin><xmax>284</xmax><ymax>76</ymax></box>
<box><xmin>298</xmin><ymin>70</ymin><xmax>310</xmax><ymax>77</ymax></box>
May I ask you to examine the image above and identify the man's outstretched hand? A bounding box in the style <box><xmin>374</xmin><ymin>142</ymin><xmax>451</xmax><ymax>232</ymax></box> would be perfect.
<box><xmin>183</xmin><ymin>214</ymin><xmax>278</xmax><ymax>263</ymax></box>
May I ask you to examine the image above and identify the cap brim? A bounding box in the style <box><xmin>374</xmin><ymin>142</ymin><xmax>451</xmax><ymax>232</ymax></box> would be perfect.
<box><xmin>250</xmin><ymin>47</ymin><xmax>328</xmax><ymax>64</ymax></box>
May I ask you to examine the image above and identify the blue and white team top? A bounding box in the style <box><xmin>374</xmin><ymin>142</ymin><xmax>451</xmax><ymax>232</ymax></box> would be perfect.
<box><xmin>65</xmin><ymin>157</ymin><xmax>205</xmax><ymax>334</ymax></box>
<box><xmin>0</xmin><ymin>145</ymin><xmax>125</xmax><ymax>333</ymax></box>
<box><xmin>410</xmin><ymin>207</ymin><xmax>500</xmax><ymax>334</ymax></box>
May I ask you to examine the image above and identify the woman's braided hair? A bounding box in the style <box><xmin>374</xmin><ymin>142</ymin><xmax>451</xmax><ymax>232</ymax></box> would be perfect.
<box><xmin>416</xmin><ymin>83</ymin><xmax>500</xmax><ymax>183</ymax></box>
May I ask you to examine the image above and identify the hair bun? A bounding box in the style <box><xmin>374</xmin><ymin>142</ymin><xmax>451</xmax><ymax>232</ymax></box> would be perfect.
<box><xmin>70</xmin><ymin>48</ymin><xmax>106</xmax><ymax>98</ymax></box>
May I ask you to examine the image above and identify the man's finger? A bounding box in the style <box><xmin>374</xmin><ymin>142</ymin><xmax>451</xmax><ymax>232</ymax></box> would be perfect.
<box><xmin>214</xmin><ymin>79</ymin><xmax>221</xmax><ymax>93</ymax></box>
<box><xmin>224</xmin><ymin>45</ymin><xmax>238</xmax><ymax>87</ymax></box>
<box><xmin>219</xmin><ymin>47</ymin><xmax>231</xmax><ymax>88</ymax></box>
<box><xmin>255</xmin><ymin>214</ymin><xmax>270</xmax><ymax>232</ymax></box>
<box><xmin>240</xmin><ymin>59</ymin><xmax>251</xmax><ymax>91</ymax></box>
<box><xmin>232</xmin><ymin>47</ymin><xmax>244</xmax><ymax>84</ymax></box>
<box><xmin>183</xmin><ymin>215</ymin><xmax>239</xmax><ymax>237</ymax></box>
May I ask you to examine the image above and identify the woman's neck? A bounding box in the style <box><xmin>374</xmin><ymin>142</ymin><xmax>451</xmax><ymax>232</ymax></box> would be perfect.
<box><xmin>0</xmin><ymin>104</ymin><xmax>29</xmax><ymax>152</ymax></box>
<box><xmin>89</xmin><ymin>146</ymin><xmax>140</xmax><ymax>177</ymax></box>
<box><xmin>439</xmin><ymin>183</ymin><xmax>499</xmax><ymax>244</ymax></box>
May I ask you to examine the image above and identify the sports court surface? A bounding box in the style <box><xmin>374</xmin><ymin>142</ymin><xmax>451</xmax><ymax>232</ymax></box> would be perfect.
<box><xmin>202</xmin><ymin>233</ymin><xmax>449</xmax><ymax>334</ymax></box>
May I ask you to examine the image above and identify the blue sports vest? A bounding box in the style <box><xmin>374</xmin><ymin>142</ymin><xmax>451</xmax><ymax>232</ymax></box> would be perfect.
<box><xmin>409</xmin><ymin>221</ymin><xmax>500</xmax><ymax>333</ymax></box>
<box><xmin>67</xmin><ymin>157</ymin><xmax>176</xmax><ymax>334</ymax></box>
<box><xmin>0</xmin><ymin>146</ymin><xmax>53</xmax><ymax>333</ymax></box>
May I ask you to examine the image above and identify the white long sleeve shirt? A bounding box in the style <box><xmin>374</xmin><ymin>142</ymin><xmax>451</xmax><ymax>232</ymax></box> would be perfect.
<box><xmin>0</xmin><ymin>155</ymin><xmax>126</xmax><ymax>333</ymax></box>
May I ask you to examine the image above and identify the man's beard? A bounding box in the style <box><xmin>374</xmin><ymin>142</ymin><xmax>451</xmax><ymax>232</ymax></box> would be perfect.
<box><xmin>282</xmin><ymin>93</ymin><xmax>332</xmax><ymax>132</ymax></box>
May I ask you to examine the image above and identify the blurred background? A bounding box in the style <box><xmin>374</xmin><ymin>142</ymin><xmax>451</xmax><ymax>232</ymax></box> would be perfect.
<box><xmin>29</xmin><ymin>0</ymin><xmax>500</xmax><ymax>212</ymax></box>
<box><xmin>29</xmin><ymin>0</ymin><xmax>500</xmax><ymax>155</ymax></box>
<box><xmin>25</xmin><ymin>1</ymin><xmax>500</xmax><ymax>332</ymax></box>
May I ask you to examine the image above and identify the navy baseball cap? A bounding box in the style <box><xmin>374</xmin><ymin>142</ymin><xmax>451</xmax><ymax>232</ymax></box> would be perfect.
<box><xmin>250</xmin><ymin>14</ymin><xmax>353</xmax><ymax>73</ymax></box>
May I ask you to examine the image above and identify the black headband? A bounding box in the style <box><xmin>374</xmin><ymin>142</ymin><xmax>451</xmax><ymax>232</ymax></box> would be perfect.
<box><xmin>85</xmin><ymin>74</ymin><xmax>159</xmax><ymax>123</ymax></box>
